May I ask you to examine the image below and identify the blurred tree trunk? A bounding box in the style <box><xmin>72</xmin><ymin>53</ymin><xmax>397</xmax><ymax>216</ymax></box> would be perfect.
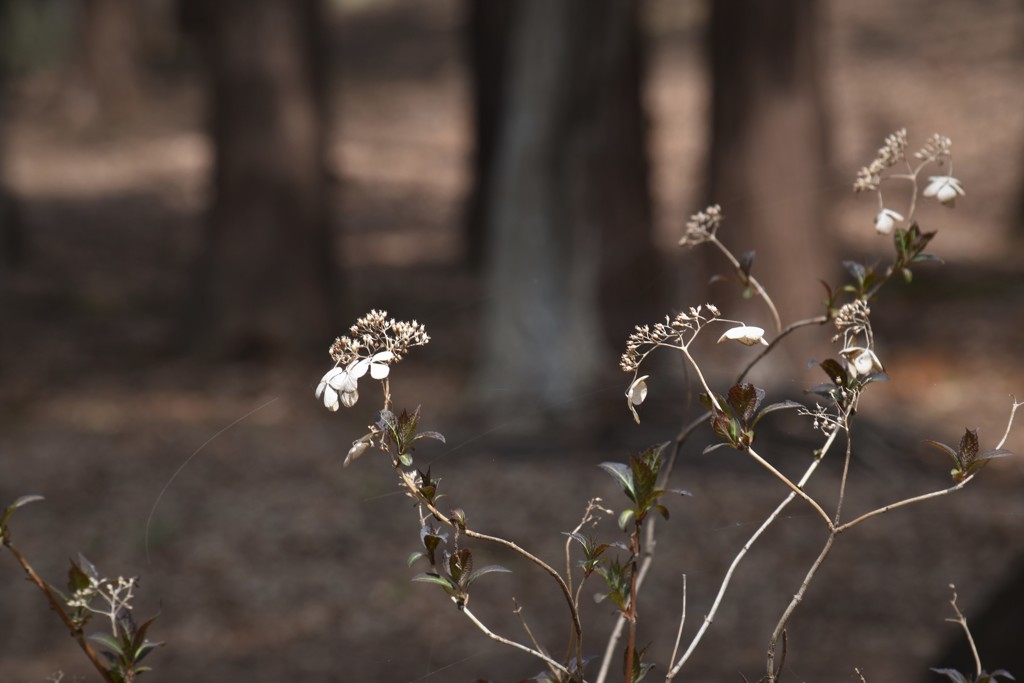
<box><xmin>463</xmin><ymin>0</ymin><xmax>515</xmax><ymax>269</ymax></box>
<box><xmin>470</xmin><ymin>0</ymin><xmax>660</xmax><ymax>416</ymax></box>
<box><xmin>0</xmin><ymin>0</ymin><xmax>24</xmax><ymax>278</ymax></box>
<box><xmin>705</xmin><ymin>0</ymin><xmax>832</xmax><ymax>372</ymax></box>
<box><xmin>68</xmin><ymin>0</ymin><xmax>144</xmax><ymax>122</ymax></box>
<box><xmin>189</xmin><ymin>0</ymin><xmax>336</xmax><ymax>358</ymax></box>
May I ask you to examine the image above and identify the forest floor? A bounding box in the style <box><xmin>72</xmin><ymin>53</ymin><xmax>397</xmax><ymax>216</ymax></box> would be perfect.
<box><xmin>2</xmin><ymin>1</ymin><xmax>1024</xmax><ymax>682</ymax></box>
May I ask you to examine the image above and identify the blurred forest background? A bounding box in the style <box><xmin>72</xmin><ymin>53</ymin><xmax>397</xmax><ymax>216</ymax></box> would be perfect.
<box><xmin>1</xmin><ymin>0</ymin><xmax>1024</xmax><ymax>681</ymax></box>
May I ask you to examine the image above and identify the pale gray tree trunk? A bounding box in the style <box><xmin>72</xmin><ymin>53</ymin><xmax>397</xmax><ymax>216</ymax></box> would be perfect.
<box><xmin>473</xmin><ymin>0</ymin><xmax>656</xmax><ymax>416</ymax></box>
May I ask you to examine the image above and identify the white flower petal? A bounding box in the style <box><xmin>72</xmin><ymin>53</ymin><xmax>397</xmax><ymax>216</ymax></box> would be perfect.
<box><xmin>328</xmin><ymin>369</ymin><xmax>359</xmax><ymax>393</ymax></box>
<box><xmin>322</xmin><ymin>385</ymin><xmax>340</xmax><ymax>411</ymax></box>
<box><xmin>340</xmin><ymin>388</ymin><xmax>359</xmax><ymax>408</ymax></box>
<box><xmin>924</xmin><ymin>175</ymin><xmax>964</xmax><ymax>206</ymax></box>
<box><xmin>626</xmin><ymin>375</ymin><xmax>650</xmax><ymax>406</ymax></box>
<box><xmin>348</xmin><ymin>358</ymin><xmax>370</xmax><ymax>379</ymax></box>
<box><xmin>369</xmin><ymin>362</ymin><xmax>390</xmax><ymax>380</ymax></box>
<box><xmin>371</xmin><ymin>351</ymin><xmax>395</xmax><ymax>363</ymax></box>
<box><xmin>717</xmin><ymin>325</ymin><xmax>768</xmax><ymax>346</ymax></box>
<box><xmin>874</xmin><ymin>208</ymin><xmax>903</xmax><ymax>235</ymax></box>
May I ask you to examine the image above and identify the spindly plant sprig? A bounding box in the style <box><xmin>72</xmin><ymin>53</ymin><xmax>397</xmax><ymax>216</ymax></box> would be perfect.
<box><xmin>315</xmin><ymin>131</ymin><xmax>1019</xmax><ymax>683</ymax></box>
<box><xmin>1</xmin><ymin>496</ymin><xmax>162</xmax><ymax>683</ymax></box>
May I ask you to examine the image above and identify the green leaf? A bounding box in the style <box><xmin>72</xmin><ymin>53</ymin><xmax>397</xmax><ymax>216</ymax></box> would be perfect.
<box><xmin>617</xmin><ymin>508</ymin><xmax>636</xmax><ymax>531</ymax></box>
<box><xmin>411</xmin><ymin>572</ymin><xmax>456</xmax><ymax>590</ymax></box>
<box><xmin>1</xmin><ymin>495</ymin><xmax>45</xmax><ymax>529</ymax></box>
<box><xmin>702</xmin><ymin>442</ymin><xmax>731</xmax><ymax>455</ymax></box>
<box><xmin>843</xmin><ymin>260</ymin><xmax>866</xmax><ymax>284</ymax></box>
<box><xmin>407</xmin><ymin>551</ymin><xmax>426</xmax><ymax>567</ymax></box>
<box><xmin>416</xmin><ymin>431</ymin><xmax>446</xmax><ymax>444</ymax></box>
<box><xmin>922</xmin><ymin>439</ymin><xmax>960</xmax><ymax>467</ymax></box>
<box><xmin>598</xmin><ymin>462</ymin><xmax>635</xmax><ymax>501</ymax></box>
<box><xmin>89</xmin><ymin>633</ymin><xmax>125</xmax><ymax>657</ymax></box>
<box><xmin>752</xmin><ymin>400</ymin><xmax>804</xmax><ymax>427</ymax></box>
<box><xmin>930</xmin><ymin>669</ymin><xmax>971</xmax><ymax>683</ymax></box>
<box><xmin>978</xmin><ymin>448</ymin><xmax>1015</xmax><ymax>462</ymax></box>
<box><xmin>133</xmin><ymin>640</ymin><xmax>163</xmax><ymax>663</ymax></box>
<box><xmin>466</xmin><ymin>564</ymin><xmax>512</xmax><ymax>588</ymax></box>
<box><xmin>399</xmin><ymin>453</ymin><xmax>414</xmax><ymax>467</ymax></box>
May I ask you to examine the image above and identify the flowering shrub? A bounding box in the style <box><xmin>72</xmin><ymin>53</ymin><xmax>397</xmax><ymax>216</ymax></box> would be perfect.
<box><xmin>312</xmin><ymin>131</ymin><xmax>1019</xmax><ymax>683</ymax></box>
<box><xmin>2</xmin><ymin>131</ymin><xmax>1018</xmax><ymax>683</ymax></box>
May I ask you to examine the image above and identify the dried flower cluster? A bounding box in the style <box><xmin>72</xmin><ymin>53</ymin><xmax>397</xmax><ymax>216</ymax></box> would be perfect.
<box><xmin>679</xmin><ymin>204</ymin><xmax>723</xmax><ymax>248</ymax></box>
<box><xmin>620</xmin><ymin>305</ymin><xmax>720</xmax><ymax>372</ymax></box>
<box><xmin>316</xmin><ymin>310</ymin><xmax>429</xmax><ymax>411</ymax></box>
<box><xmin>854</xmin><ymin>128</ymin><xmax>908</xmax><ymax>192</ymax></box>
<box><xmin>832</xmin><ymin>300</ymin><xmax>884</xmax><ymax>378</ymax></box>
<box><xmin>914</xmin><ymin>133</ymin><xmax>952</xmax><ymax>163</ymax></box>
<box><xmin>67</xmin><ymin>574</ymin><xmax>138</xmax><ymax>635</ymax></box>
<box><xmin>328</xmin><ymin>309</ymin><xmax>430</xmax><ymax>366</ymax></box>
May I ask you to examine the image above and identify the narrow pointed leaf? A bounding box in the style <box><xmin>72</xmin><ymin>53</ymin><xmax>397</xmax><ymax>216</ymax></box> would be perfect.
<box><xmin>922</xmin><ymin>439</ymin><xmax>960</xmax><ymax>467</ymax></box>
<box><xmin>89</xmin><ymin>633</ymin><xmax>125</xmax><ymax>657</ymax></box>
<box><xmin>411</xmin><ymin>573</ymin><xmax>456</xmax><ymax>589</ymax></box>
<box><xmin>598</xmin><ymin>462</ymin><xmax>635</xmax><ymax>500</ymax></box>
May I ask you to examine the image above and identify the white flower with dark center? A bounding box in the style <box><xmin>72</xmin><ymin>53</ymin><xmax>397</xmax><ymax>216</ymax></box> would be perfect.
<box><xmin>874</xmin><ymin>208</ymin><xmax>903</xmax><ymax>235</ymax></box>
<box><xmin>923</xmin><ymin>175</ymin><xmax>965</xmax><ymax>206</ymax></box>
<box><xmin>840</xmin><ymin>346</ymin><xmax>884</xmax><ymax>377</ymax></box>
<box><xmin>315</xmin><ymin>351</ymin><xmax>395</xmax><ymax>411</ymax></box>
<box><xmin>626</xmin><ymin>375</ymin><xmax>650</xmax><ymax>423</ymax></box>
<box><xmin>717</xmin><ymin>325</ymin><xmax>768</xmax><ymax>346</ymax></box>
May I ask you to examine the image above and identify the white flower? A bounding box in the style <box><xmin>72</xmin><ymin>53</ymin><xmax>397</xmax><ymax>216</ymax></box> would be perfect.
<box><xmin>874</xmin><ymin>208</ymin><xmax>903</xmax><ymax>235</ymax></box>
<box><xmin>626</xmin><ymin>375</ymin><xmax>649</xmax><ymax>423</ymax></box>
<box><xmin>717</xmin><ymin>325</ymin><xmax>768</xmax><ymax>346</ymax></box>
<box><xmin>840</xmin><ymin>346</ymin><xmax>884</xmax><ymax>377</ymax></box>
<box><xmin>315</xmin><ymin>351</ymin><xmax>395</xmax><ymax>411</ymax></box>
<box><xmin>923</xmin><ymin>175</ymin><xmax>964</xmax><ymax>206</ymax></box>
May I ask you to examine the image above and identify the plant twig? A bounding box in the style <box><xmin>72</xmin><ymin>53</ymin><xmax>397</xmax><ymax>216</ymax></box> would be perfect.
<box><xmin>395</xmin><ymin>466</ymin><xmax>585</xmax><ymax>673</ymax></box>
<box><xmin>745</xmin><ymin>446</ymin><xmax>833</xmax><ymax>529</ymax></box>
<box><xmin>667</xmin><ymin>426</ymin><xmax>842</xmax><ymax>679</ymax></box>
<box><xmin>2</xmin><ymin>539</ymin><xmax>117</xmax><ymax>683</ymax></box>
<box><xmin>710</xmin><ymin>236</ymin><xmax>782</xmax><ymax>333</ymax></box>
<box><xmin>945</xmin><ymin>584</ymin><xmax>983</xmax><ymax>679</ymax></box>
<box><xmin>461</xmin><ymin>603</ymin><xmax>571</xmax><ymax>678</ymax></box>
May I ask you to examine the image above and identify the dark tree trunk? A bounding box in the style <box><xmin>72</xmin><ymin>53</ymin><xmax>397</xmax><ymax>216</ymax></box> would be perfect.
<box><xmin>0</xmin><ymin>2</ymin><xmax>24</xmax><ymax>277</ymax></box>
<box><xmin>189</xmin><ymin>0</ymin><xmax>336</xmax><ymax>358</ymax></box>
<box><xmin>463</xmin><ymin>0</ymin><xmax>515</xmax><ymax>269</ymax></box>
<box><xmin>705</xmin><ymin>0</ymin><xmax>832</xmax><ymax>374</ymax></box>
<box><xmin>470</xmin><ymin>0</ymin><xmax>659</xmax><ymax>415</ymax></box>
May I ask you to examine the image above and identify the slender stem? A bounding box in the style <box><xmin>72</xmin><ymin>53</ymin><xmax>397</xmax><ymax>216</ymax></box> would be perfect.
<box><xmin>512</xmin><ymin>598</ymin><xmax>557</xmax><ymax>679</ymax></box>
<box><xmin>667</xmin><ymin>427</ymin><xmax>842</xmax><ymax>680</ymax></box>
<box><xmin>737</xmin><ymin>315</ymin><xmax>830</xmax><ymax>384</ymax></box>
<box><xmin>2</xmin><ymin>540</ymin><xmax>117</xmax><ymax>683</ymax></box>
<box><xmin>835</xmin><ymin>477</ymin><xmax>971</xmax><ymax>534</ymax></box>
<box><xmin>680</xmin><ymin>346</ymin><xmax>722</xmax><ymax>413</ymax></box>
<box><xmin>396</xmin><ymin>466</ymin><xmax>584</xmax><ymax>674</ymax></box>
<box><xmin>766</xmin><ymin>474</ymin><xmax>976</xmax><ymax>681</ymax></box>
<box><xmin>945</xmin><ymin>585</ymin><xmax>983</xmax><ymax>679</ymax></box>
<box><xmin>710</xmin><ymin>236</ymin><xmax>782</xmax><ymax>333</ymax></box>
<box><xmin>667</xmin><ymin>575</ymin><xmax>687</xmax><ymax>672</ymax></box>
<box><xmin>623</xmin><ymin>524</ymin><xmax>642</xmax><ymax>683</ymax></box>
<box><xmin>833</xmin><ymin>421</ymin><xmax>853</xmax><ymax>525</ymax></box>
<box><xmin>766</xmin><ymin>532</ymin><xmax>836</xmax><ymax>681</ymax></box>
<box><xmin>461</xmin><ymin>604</ymin><xmax>571</xmax><ymax>677</ymax></box>
<box><xmin>745</xmin><ymin>446</ymin><xmax>833</xmax><ymax>529</ymax></box>
<box><xmin>996</xmin><ymin>397</ymin><xmax>1022</xmax><ymax>450</ymax></box>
